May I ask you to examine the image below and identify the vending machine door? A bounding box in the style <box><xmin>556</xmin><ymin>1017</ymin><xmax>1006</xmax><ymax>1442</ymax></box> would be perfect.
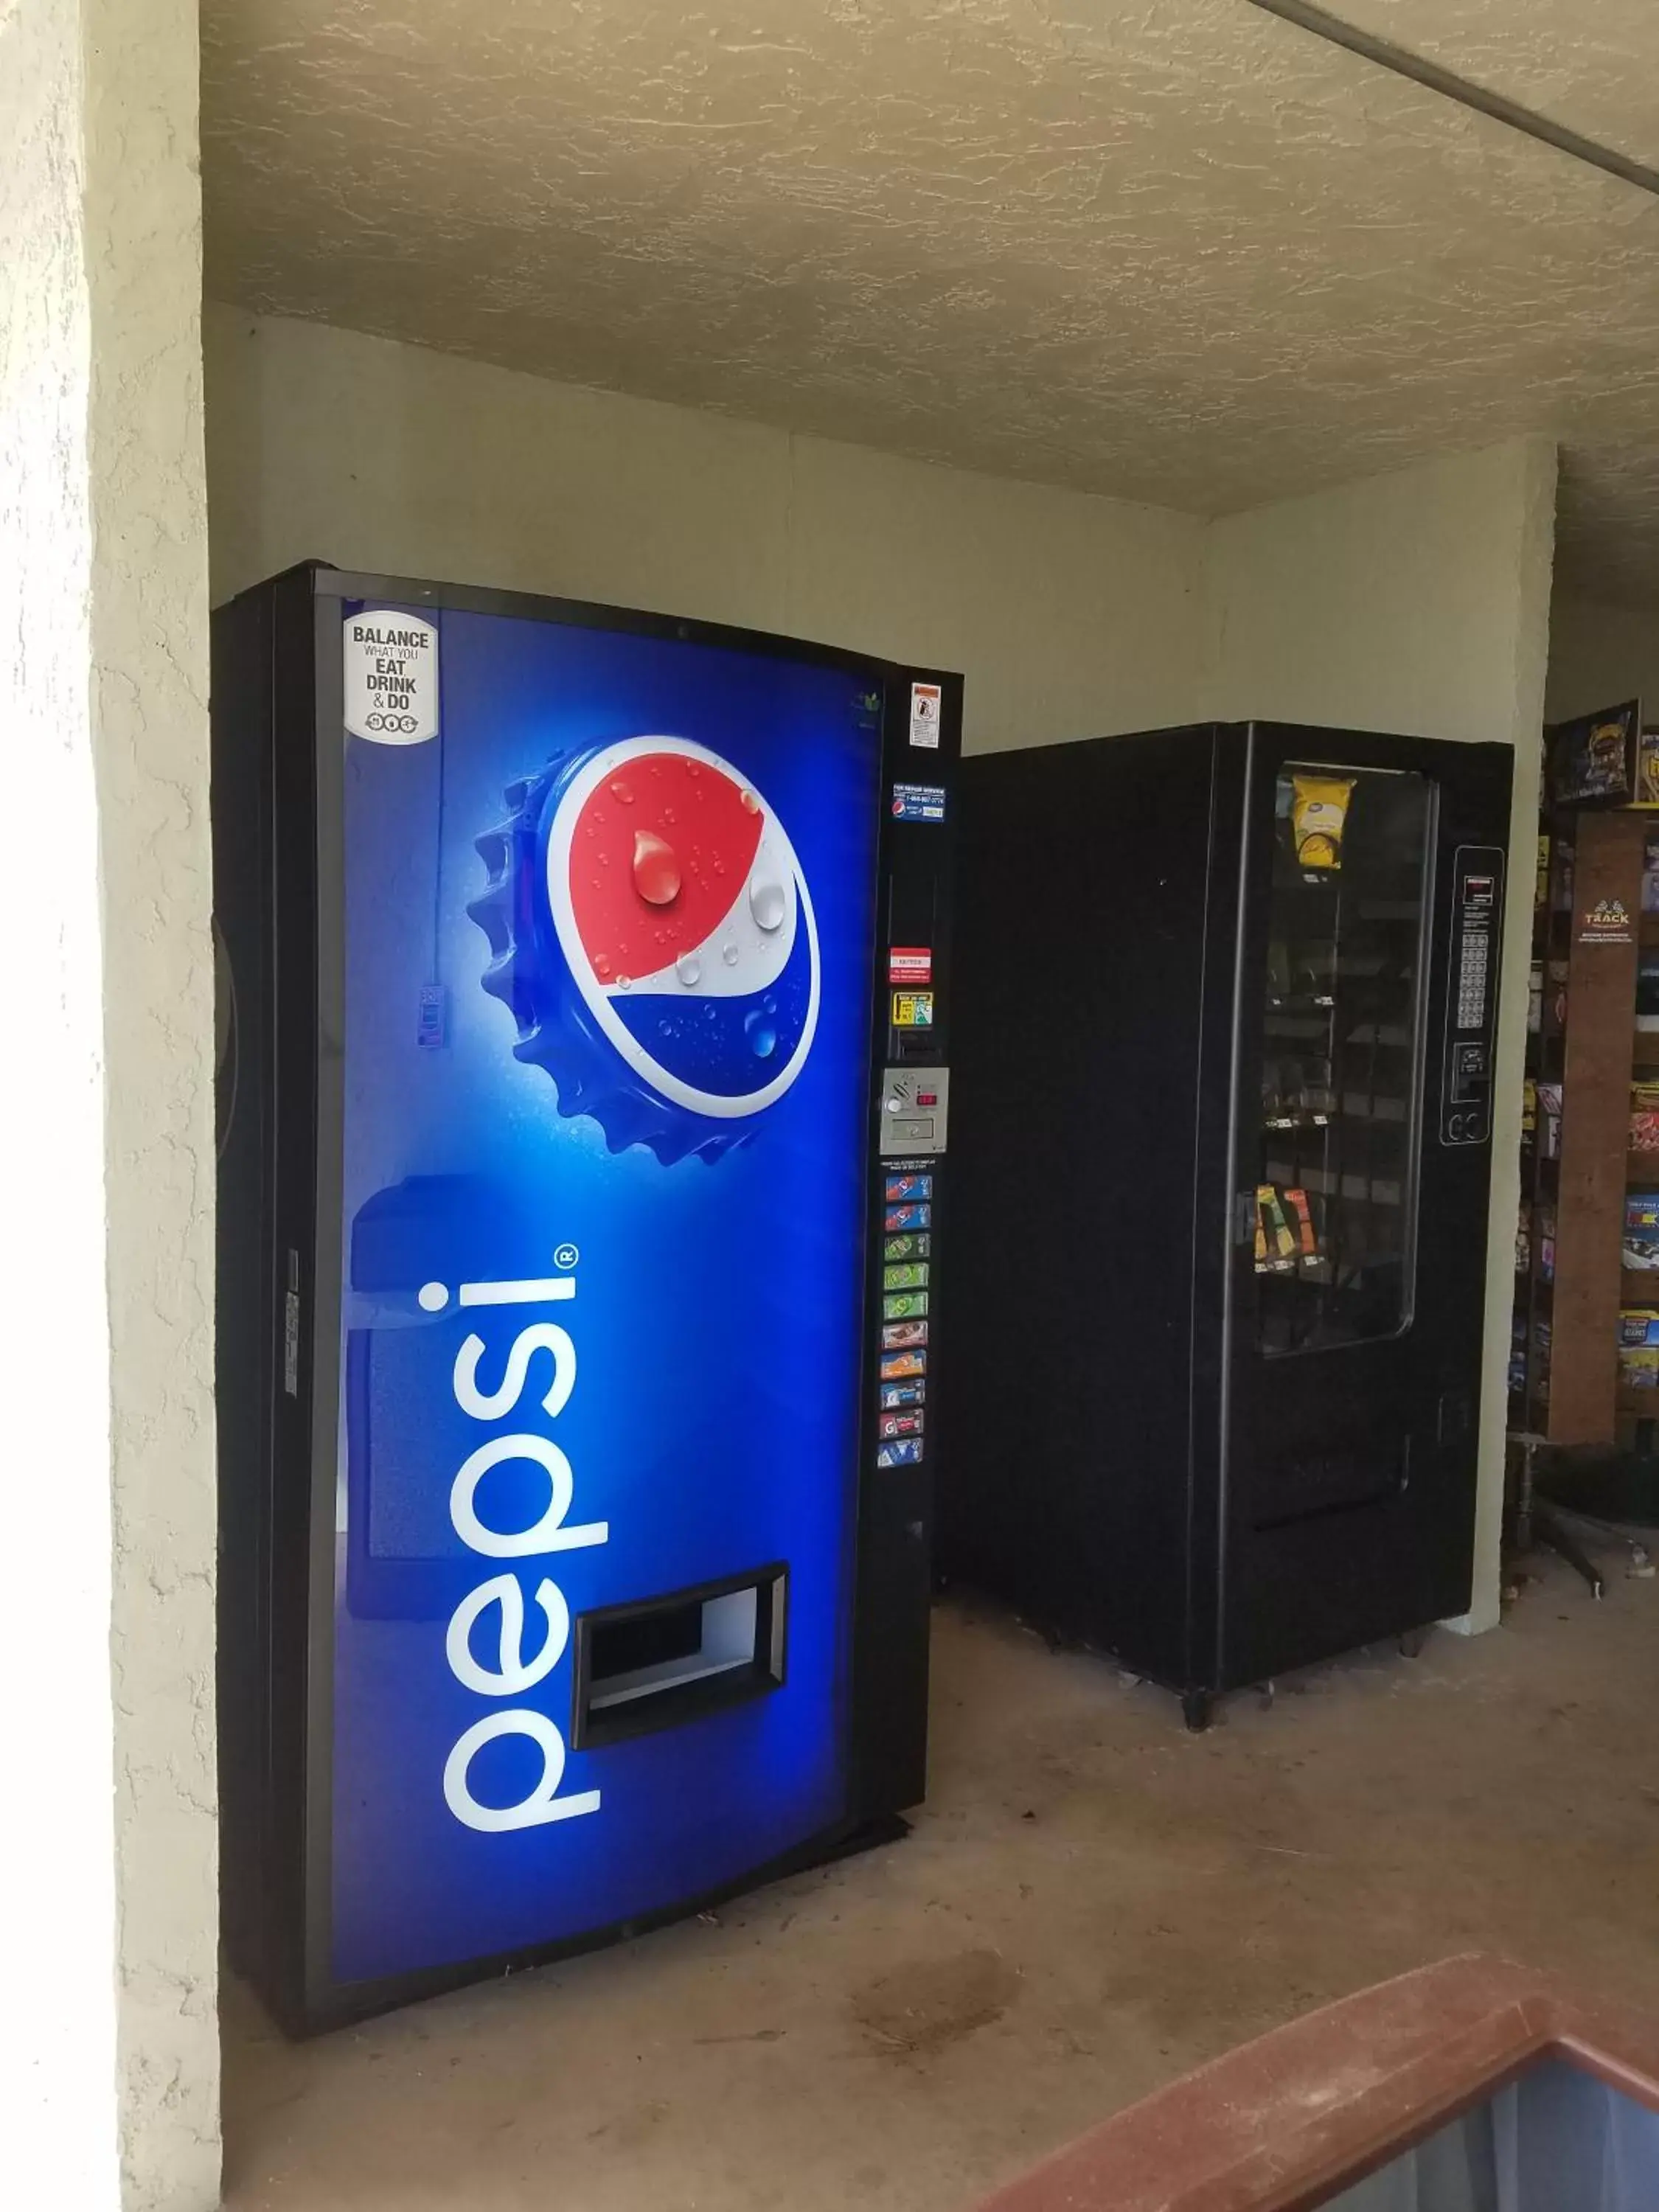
<box><xmin>319</xmin><ymin>599</ymin><xmax>887</xmax><ymax>2015</ymax></box>
<box><xmin>1217</xmin><ymin>726</ymin><xmax>1509</xmax><ymax>1688</ymax></box>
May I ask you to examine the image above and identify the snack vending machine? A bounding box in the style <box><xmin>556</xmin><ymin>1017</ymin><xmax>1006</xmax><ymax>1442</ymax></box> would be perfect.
<box><xmin>942</xmin><ymin>723</ymin><xmax>1512</xmax><ymax>1727</ymax></box>
<box><xmin>213</xmin><ymin>564</ymin><xmax>958</xmax><ymax>2029</ymax></box>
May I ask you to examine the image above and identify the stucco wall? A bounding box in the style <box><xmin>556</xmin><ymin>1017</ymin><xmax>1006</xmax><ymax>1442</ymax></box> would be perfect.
<box><xmin>203</xmin><ymin>305</ymin><xmax>1206</xmax><ymax>751</ymax></box>
<box><xmin>1203</xmin><ymin>439</ymin><xmax>1559</xmax><ymax>1630</ymax></box>
<box><xmin>1545</xmin><ymin>592</ymin><xmax>1659</xmax><ymax>723</ymax></box>
<box><xmin>1</xmin><ymin>2</ymin><xmax>218</xmax><ymax>2208</ymax></box>
<box><xmin>1</xmin><ymin>1</ymin><xmax>122</xmax><ymax>2200</ymax></box>
<box><xmin>1203</xmin><ymin>442</ymin><xmax>1557</xmax><ymax>748</ymax></box>
<box><xmin>86</xmin><ymin>1</ymin><xmax>220</xmax><ymax>2202</ymax></box>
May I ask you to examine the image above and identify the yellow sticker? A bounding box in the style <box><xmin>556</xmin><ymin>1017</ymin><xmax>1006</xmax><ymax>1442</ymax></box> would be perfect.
<box><xmin>892</xmin><ymin>990</ymin><xmax>936</xmax><ymax>1028</ymax></box>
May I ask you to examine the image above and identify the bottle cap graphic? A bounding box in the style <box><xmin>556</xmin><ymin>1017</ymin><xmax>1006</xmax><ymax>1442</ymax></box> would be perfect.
<box><xmin>469</xmin><ymin>737</ymin><xmax>820</xmax><ymax>1164</ymax></box>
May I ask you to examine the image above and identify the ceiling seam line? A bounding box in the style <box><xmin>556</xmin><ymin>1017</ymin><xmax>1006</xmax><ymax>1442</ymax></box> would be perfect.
<box><xmin>1245</xmin><ymin>0</ymin><xmax>1659</xmax><ymax>201</ymax></box>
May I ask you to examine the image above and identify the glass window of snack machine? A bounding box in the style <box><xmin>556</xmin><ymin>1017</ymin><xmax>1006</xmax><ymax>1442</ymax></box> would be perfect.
<box><xmin>1254</xmin><ymin>765</ymin><xmax>1435</xmax><ymax>1356</ymax></box>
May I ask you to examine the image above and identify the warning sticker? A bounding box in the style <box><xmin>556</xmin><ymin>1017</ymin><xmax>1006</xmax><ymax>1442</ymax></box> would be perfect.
<box><xmin>891</xmin><ymin>990</ymin><xmax>936</xmax><ymax>1029</ymax></box>
<box><xmin>888</xmin><ymin>947</ymin><xmax>933</xmax><ymax>984</ymax></box>
<box><xmin>344</xmin><ymin>610</ymin><xmax>439</xmax><ymax>745</ymax></box>
<box><xmin>909</xmin><ymin>681</ymin><xmax>942</xmax><ymax>748</ymax></box>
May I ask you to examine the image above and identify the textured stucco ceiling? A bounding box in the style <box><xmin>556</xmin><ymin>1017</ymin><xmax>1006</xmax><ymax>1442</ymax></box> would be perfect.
<box><xmin>1332</xmin><ymin>0</ymin><xmax>1658</xmax><ymax>164</ymax></box>
<box><xmin>201</xmin><ymin>0</ymin><xmax>1659</xmax><ymax>602</ymax></box>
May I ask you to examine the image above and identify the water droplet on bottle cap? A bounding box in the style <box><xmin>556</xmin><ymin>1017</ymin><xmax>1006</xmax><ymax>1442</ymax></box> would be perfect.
<box><xmin>632</xmin><ymin>829</ymin><xmax>681</xmax><ymax>906</ymax></box>
<box><xmin>675</xmin><ymin>953</ymin><xmax>700</xmax><ymax>987</ymax></box>
<box><xmin>609</xmin><ymin>779</ymin><xmax>635</xmax><ymax>804</ymax></box>
<box><xmin>594</xmin><ymin>953</ymin><xmax>612</xmax><ymax>981</ymax></box>
<box><xmin>749</xmin><ymin>872</ymin><xmax>786</xmax><ymax>932</ymax></box>
<box><xmin>740</xmin><ymin>788</ymin><xmax>760</xmax><ymax>814</ymax></box>
<box><xmin>721</xmin><ymin>939</ymin><xmax>740</xmax><ymax>967</ymax></box>
<box><xmin>744</xmin><ymin>1009</ymin><xmax>777</xmax><ymax>1058</ymax></box>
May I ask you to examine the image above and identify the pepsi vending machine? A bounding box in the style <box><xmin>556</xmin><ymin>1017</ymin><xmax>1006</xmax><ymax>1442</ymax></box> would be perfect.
<box><xmin>213</xmin><ymin>564</ymin><xmax>959</xmax><ymax>2031</ymax></box>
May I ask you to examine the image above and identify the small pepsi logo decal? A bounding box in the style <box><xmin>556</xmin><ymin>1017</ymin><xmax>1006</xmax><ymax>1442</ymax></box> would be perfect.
<box><xmin>545</xmin><ymin>737</ymin><xmax>819</xmax><ymax>1119</ymax></box>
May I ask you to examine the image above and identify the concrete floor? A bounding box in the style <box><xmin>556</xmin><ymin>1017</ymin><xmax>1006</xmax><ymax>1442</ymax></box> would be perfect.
<box><xmin>223</xmin><ymin>1547</ymin><xmax>1659</xmax><ymax>2211</ymax></box>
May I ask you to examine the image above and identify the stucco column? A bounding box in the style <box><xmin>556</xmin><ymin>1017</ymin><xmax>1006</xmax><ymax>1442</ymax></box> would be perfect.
<box><xmin>1</xmin><ymin>1</ymin><xmax>218</xmax><ymax>2207</ymax></box>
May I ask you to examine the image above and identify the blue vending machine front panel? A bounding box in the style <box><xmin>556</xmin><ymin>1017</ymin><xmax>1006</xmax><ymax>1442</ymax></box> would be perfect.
<box><xmin>332</xmin><ymin>603</ymin><xmax>883</xmax><ymax>1986</ymax></box>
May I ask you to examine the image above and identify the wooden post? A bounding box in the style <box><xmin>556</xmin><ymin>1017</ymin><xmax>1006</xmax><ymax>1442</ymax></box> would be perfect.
<box><xmin>1548</xmin><ymin>810</ymin><xmax>1646</xmax><ymax>1442</ymax></box>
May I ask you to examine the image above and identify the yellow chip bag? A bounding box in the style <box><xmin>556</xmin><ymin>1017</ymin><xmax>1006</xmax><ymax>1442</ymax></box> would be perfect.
<box><xmin>1292</xmin><ymin>773</ymin><xmax>1354</xmax><ymax>871</ymax></box>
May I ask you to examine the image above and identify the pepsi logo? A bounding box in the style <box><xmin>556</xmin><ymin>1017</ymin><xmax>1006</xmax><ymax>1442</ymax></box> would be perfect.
<box><xmin>544</xmin><ymin>737</ymin><xmax>819</xmax><ymax>1119</ymax></box>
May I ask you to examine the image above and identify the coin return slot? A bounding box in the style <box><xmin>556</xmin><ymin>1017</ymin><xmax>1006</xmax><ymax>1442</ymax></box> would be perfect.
<box><xmin>572</xmin><ymin>1566</ymin><xmax>786</xmax><ymax>1748</ymax></box>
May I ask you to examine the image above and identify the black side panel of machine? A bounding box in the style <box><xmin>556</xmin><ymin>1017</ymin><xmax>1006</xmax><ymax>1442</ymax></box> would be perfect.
<box><xmin>1216</xmin><ymin>727</ymin><xmax>1514</xmax><ymax>1691</ymax></box>
<box><xmin>942</xmin><ymin>728</ymin><xmax>1222</xmax><ymax>1686</ymax></box>
<box><xmin>849</xmin><ymin>670</ymin><xmax>961</xmax><ymax>1821</ymax></box>
<box><xmin>212</xmin><ymin>563</ymin><xmax>324</xmax><ymax>2028</ymax></box>
<box><xmin>212</xmin><ymin>583</ymin><xmax>274</xmax><ymax>1983</ymax></box>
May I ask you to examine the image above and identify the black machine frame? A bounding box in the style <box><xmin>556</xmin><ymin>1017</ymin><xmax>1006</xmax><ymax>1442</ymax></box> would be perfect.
<box><xmin>213</xmin><ymin>562</ymin><xmax>959</xmax><ymax>2031</ymax></box>
<box><xmin>942</xmin><ymin>721</ymin><xmax>1512</xmax><ymax>1728</ymax></box>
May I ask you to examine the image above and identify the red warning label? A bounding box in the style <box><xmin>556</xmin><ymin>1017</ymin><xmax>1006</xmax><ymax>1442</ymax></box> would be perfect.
<box><xmin>888</xmin><ymin>946</ymin><xmax>933</xmax><ymax>984</ymax></box>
